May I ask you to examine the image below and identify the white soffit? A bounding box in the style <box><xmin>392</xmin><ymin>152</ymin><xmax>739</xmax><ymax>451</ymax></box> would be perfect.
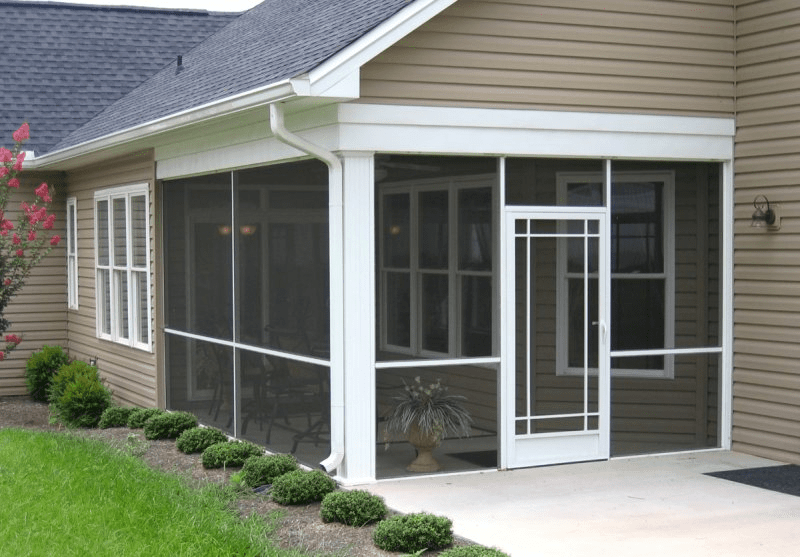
<box><xmin>337</xmin><ymin>104</ymin><xmax>736</xmax><ymax>161</ymax></box>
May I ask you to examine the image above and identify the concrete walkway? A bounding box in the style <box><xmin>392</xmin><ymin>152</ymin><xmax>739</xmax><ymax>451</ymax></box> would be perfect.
<box><xmin>364</xmin><ymin>451</ymin><xmax>800</xmax><ymax>557</ymax></box>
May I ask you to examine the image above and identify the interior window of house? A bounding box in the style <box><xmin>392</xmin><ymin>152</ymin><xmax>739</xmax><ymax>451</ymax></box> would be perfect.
<box><xmin>556</xmin><ymin>172</ymin><xmax>674</xmax><ymax>378</ymax></box>
<box><xmin>66</xmin><ymin>197</ymin><xmax>78</xmax><ymax>310</ymax></box>
<box><xmin>378</xmin><ymin>168</ymin><xmax>494</xmax><ymax>359</ymax></box>
<box><xmin>94</xmin><ymin>184</ymin><xmax>150</xmax><ymax>350</ymax></box>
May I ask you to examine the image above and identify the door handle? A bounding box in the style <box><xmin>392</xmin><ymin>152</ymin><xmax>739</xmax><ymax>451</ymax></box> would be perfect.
<box><xmin>592</xmin><ymin>321</ymin><xmax>608</xmax><ymax>342</ymax></box>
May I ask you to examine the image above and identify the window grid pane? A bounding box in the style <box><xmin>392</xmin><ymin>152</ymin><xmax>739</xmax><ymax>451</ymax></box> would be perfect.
<box><xmin>131</xmin><ymin>195</ymin><xmax>147</xmax><ymax>268</ymax></box>
<box><xmin>97</xmin><ymin>200</ymin><xmax>109</xmax><ymax>266</ymax></box>
<box><xmin>113</xmin><ymin>197</ymin><xmax>127</xmax><ymax>267</ymax></box>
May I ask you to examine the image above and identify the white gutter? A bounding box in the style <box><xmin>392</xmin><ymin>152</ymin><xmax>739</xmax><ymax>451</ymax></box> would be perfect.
<box><xmin>269</xmin><ymin>102</ymin><xmax>345</xmax><ymax>475</ymax></box>
<box><xmin>26</xmin><ymin>79</ymin><xmax>299</xmax><ymax>169</ymax></box>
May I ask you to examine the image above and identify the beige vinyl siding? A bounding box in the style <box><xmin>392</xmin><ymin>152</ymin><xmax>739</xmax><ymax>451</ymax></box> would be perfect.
<box><xmin>359</xmin><ymin>0</ymin><xmax>735</xmax><ymax>117</ymax></box>
<box><xmin>0</xmin><ymin>172</ymin><xmax>67</xmax><ymax>396</ymax></box>
<box><xmin>733</xmin><ymin>0</ymin><xmax>800</xmax><ymax>465</ymax></box>
<box><xmin>64</xmin><ymin>150</ymin><xmax>158</xmax><ymax>408</ymax></box>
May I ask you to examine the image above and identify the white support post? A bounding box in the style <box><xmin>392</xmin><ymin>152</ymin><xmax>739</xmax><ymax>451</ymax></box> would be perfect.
<box><xmin>339</xmin><ymin>152</ymin><xmax>376</xmax><ymax>483</ymax></box>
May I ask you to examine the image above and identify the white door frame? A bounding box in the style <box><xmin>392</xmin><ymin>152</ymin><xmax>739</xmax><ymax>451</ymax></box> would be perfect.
<box><xmin>502</xmin><ymin>206</ymin><xmax>610</xmax><ymax>469</ymax></box>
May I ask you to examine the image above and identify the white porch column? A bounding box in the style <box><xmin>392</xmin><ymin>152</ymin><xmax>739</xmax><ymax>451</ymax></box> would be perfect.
<box><xmin>338</xmin><ymin>152</ymin><xmax>376</xmax><ymax>483</ymax></box>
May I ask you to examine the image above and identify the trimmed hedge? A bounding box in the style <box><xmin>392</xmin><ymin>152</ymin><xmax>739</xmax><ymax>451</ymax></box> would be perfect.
<box><xmin>126</xmin><ymin>408</ymin><xmax>165</xmax><ymax>429</ymax></box>
<box><xmin>143</xmin><ymin>411</ymin><xmax>198</xmax><ymax>440</ymax></box>
<box><xmin>241</xmin><ymin>454</ymin><xmax>298</xmax><ymax>488</ymax></box>
<box><xmin>201</xmin><ymin>441</ymin><xmax>263</xmax><ymax>469</ymax></box>
<box><xmin>24</xmin><ymin>345</ymin><xmax>70</xmax><ymax>402</ymax></box>
<box><xmin>320</xmin><ymin>490</ymin><xmax>387</xmax><ymax>526</ymax></box>
<box><xmin>48</xmin><ymin>361</ymin><xmax>111</xmax><ymax>428</ymax></box>
<box><xmin>372</xmin><ymin>513</ymin><xmax>453</xmax><ymax>553</ymax></box>
<box><xmin>98</xmin><ymin>406</ymin><xmax>135</xmax><ymax>429</ymax></box>
<box><xmin>439</xmin><ymin>546</ymin><xmax>510</xmax><ymax>557</ymax></box>
<box><xmin>176</xmin><ymin>427</ymin><xmax>228</xmax><ymax>454</ymax></box>
<box><xmin>271</xmin><ymin>470</ymin><xmax>336</xmax><ymax>505</ymax></box>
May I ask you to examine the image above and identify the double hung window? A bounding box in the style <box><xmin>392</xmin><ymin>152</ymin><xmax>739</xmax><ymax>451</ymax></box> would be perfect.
<box><xmin>557</xmin><ymin>171</ymin><xmax>674</xmax><ymax>378</ymax></box>
<box><xmin>379</xmin><ymin>176</ymin><xmax>494</xmax><ymax>358</ymax></box>
<box><xmin>66</xmin><ymin>197</ymin><xmax>78</xmax><ymax>310</ymax></box>
<box><xmin>95</xmin><ymin>184</ymin><xmax>151</xmax><ymax>350</ymax></box>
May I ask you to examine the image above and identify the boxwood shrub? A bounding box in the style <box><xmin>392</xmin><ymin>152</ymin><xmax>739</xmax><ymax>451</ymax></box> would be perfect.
<box><xmin>320</xmin><ymin>489</ymin><xmax>387</xmax><ymax>526</ymax></box>
<box><xmin>24</xmin><ymin>345</ymin><xmax>70</xmax><ymax>402</ymax></box>
<box><xmin>176</xmin><ymin>427</ymin><xmax>228</xmax><ymax>454</ymax></box>
<box><xmin>48</xmin><ymin>361</ymin><xmax>111</xmax><ymax>428</ymax></box>
<box><xmin>143</xmin><ymin>411</ymin><xmax>198</xmax><ymax>440</ymax></box>
<box><xmin>372</xmin><ymin>513</ymin><xmax>453</xmax><ymax>553</ymax></box>
<box><xmin>439</xmin><ymin>546</ymin><xmax>510</xmax><ymax>557</ymax></box>
<box><xmin>98</xmin><ymin>406</ymin><xmax>135</xmax><ymax>429</ymax></box>
<box><xmin>201</xmin><ymin>441</ymin><xmax>263</xmax><ymax>469</ymax></box>
<box><xmin>271</xmin><ymin>470</ymin><xmax>336</xmax><ymax>505</ymax></box>
<box><xmin>126</xmin><ymin>407</ymin><xmax>165</xmax><ymax>429</ymax></box>
<box><xmin>241</xmin><ymin>454</ymin><xmax>298</xmax><ymax>487</ymax></box>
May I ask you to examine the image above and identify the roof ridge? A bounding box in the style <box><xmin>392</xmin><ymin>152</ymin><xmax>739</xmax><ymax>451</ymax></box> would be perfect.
<box><xmin>0</xmin><ymin>0</ymin><xmax>240</xmax><ymax>16</ymax></box>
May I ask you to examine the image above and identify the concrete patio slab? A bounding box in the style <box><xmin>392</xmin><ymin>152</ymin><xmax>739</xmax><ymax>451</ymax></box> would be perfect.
<box><xmin>363</xmin><ymin>451</ymin><xmax>800</xmax><ymax>557</ymax></box>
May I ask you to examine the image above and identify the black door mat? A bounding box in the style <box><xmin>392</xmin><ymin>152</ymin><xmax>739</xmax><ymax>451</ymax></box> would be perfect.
<box><xmin>448</xmin><ymin>450</ymin><xmax>497</xmax><ymax>468</ymax></box>
<box><xmin>705</xmin><ymin>465</ymin><xmax>800</xmax><ymax>497</ymax></box>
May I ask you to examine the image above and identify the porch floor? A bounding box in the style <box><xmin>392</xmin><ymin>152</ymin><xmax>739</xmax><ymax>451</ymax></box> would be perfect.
<box><xmin>362</xmin><ymin>450</ymin><xmax>799</xmax><ymax>557</ymax></box>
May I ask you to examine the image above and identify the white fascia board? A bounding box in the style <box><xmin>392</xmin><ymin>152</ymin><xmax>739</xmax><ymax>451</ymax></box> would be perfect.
<box><xmin>337</xmin><ymin>104</ymin><xmax>736</xmax><ymax>161</ymax></box>
<box><xmin>27</xmin><ymin>80</ymin><xmax>299</xmax><ymax>170</ymax></box>
<box><xmin>307</xmin><ymin>0</ymin><xmax>459</xmax><ymax>95</ymax></box>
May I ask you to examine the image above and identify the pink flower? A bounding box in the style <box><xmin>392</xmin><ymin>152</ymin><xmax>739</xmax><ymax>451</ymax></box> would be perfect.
<box><xmin>7</xmin><ymin>178</ymin><xmax>19</xmax><ymax>189</ymax></box>
<box><xmin>28</xmin><ymin>230</ymin><xmax>37</xmax><ymax>241</ymax></box>
<box><xmin>35</xmin><ymin>183</ymin><xmax>49</xmax><ymax>201</ymax></box>
<box><xmin>12</xmin><ymin>233</ymin><xmax>20</xmax><ymax>245</ymax></box>
<box><xmin>15</xmin><ymin>249</ymin><xmax>24</xmax><ymax>257</ymax></box>
<box><xmin>0</xmin><ymin>352</ymin><xmax>5</xmax><ymax>361</ymax></box>
<box><xmin>43</xmin><ymin>214</ymin><xmax>56</xmax><ymax>230</ymax></box>
<box><xmin>12</xmin><ymin>152</ymin><xmax>25</xmax><ymax>171</ymax></box>
<box><xmin>0</xmin><ymin>148</ymin><xmax>11</xmax><ymax>163</ymax></box>
<box><xmin>5</xmin><ymin>334</ymin><xmax>21</xmax><ymax>344</ymax></box>
<box><xmin>3</xmin><ymin>278</ymin><xmax>10</xmax><ymax>286</ymax></box>
<box><xmin>2</xmin><ymin>219</ymin><xmax>14</xmax><ymax>230</ymax></box>
<box><xmin>12</xmin><ymin>123</ymin><xmax>30</xmax><ymax>142</ymax></box>
<box><xmin>50</xmin><ymin>235</ymin><xmax>61</xmax><ymax>246</ymax></box>
<box><xmin>0</xmin><ymin>167</ymin><xmax>8</xmax><ymax>178</ymax></box>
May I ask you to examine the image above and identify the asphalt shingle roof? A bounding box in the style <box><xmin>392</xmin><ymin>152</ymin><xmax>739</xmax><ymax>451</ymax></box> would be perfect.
<box><xmin>52</xmin><ymin>0</ymin><xmax>413</xmax><ymax>154</ymax></box>
<box><xmin>1</xmin><ymin>1</ymin><xmax>239</xmax><ymax>155</ymax></box>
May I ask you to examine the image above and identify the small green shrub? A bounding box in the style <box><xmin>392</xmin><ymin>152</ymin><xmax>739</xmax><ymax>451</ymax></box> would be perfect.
<box><xmin>176</xmin><ymin>427</ymin><xmax>228</xmax><ymax>454</ymax></box>
<box><xmin>240</xmin><ymin>454</ymin><xmax>299</xmax><ymax>488</ymax></box>
<box><xmin>439</xmin><ymin>546</ymin><xmax>510</xmax><ymax>557</ymax></box>
<box><xmin>49</xmin><ymin>362</ymin><xmax>111</xmax><ymax>428</ymax></box>
<box><xmin>201</xmin><ymin>441</ymin><xmax>263</xmax><ymax>469</ymax></box>
<box><xmin>372</xmin><ymin>513</ymin><xmax>453</xmax><ymax>553</ymax></box>
<box><xmin>271</xmin><ymin>470</ymin><xmax>336</xmax><ymax>505</ymax></box>
<box><xmin>321</xmin><ymin>490</ymin><xmax>387</xmax><ymax>526</ymax></box>
<box><xmin>143</xmin><ymin>411</ymin><xmax>198</xmax><ymax>440</ymax></box>
<box><xmin>126</xmin><ymin>408</ymin><xmax>165</xmax><ymax>429</ymax></box>
<box><xmin>98</xmin><ymin>406</ymin><xmax>135</xmax><ymax>429</ymax></box>
<box><xmin>24</xmin><ymin>346</ymin><xmax>70</xmax><ymax>402</ymax></box>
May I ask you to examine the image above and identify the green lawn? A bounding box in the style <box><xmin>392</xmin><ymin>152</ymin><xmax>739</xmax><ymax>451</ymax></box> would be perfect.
<box><xmin>0</xmin><ymin>428</ymin><xmax>305</xmax><ymax>557</ymax></box>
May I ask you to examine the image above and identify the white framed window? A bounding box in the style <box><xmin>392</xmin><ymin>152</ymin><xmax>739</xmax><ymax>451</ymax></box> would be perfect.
<box><xmin>66</xmin><ymin>197</ymin><xmax>78</xmax><ymax>310</ymax></box>
<box><xmin>379</xmin><ymin>175</ymin><xmax>495</xmax><ymax>358</ymax></box>
<box><xmin>95</xmin><ymin>184</ymin><xmax>151</xmax><ymax>350</ymax></box>
<box><xmin>556</xmin><ymin>171</ymin><xmax>675</xmax><ymax>378</ymax></box>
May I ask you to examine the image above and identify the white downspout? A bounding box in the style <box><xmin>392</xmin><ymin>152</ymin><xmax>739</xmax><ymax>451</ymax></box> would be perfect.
<box><xmin>269</xmin><ymin>102</ymin><xmax>345</xmax><ymax>475</ymax></box>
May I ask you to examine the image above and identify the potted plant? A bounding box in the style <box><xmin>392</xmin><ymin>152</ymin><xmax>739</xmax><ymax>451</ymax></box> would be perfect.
<box><xmin>385</xmin><ymin>376</ymin><xmax>472</xmax><ymax>472</ymax></box>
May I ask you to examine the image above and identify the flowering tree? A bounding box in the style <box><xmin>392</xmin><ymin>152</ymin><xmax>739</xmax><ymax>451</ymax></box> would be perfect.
<box><xmin>0</xmin><ymin>124</ymin><xmax>61</xmax><ymax>360</ymax></box>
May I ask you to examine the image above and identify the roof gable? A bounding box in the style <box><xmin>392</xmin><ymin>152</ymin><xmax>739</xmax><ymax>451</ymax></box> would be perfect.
<box><xmin>0</xmin><ymin>1</ymin><xmax>238</xmax><ymax>155</ymax></box>
<box><xmin>52</xmin><ymin>0</ymin><xmax>415</xmax><ymax>154</ymax></box>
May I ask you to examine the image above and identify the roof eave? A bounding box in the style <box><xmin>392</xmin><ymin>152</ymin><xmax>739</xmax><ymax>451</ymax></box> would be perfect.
<box><xmin>28</xmin><ymin>79</ymin><xmax>300</xmax><ymax>170</ymax></box>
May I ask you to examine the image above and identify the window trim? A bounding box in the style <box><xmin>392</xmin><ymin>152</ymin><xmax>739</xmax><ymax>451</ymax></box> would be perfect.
<box><xmin>378</xmin><ymin>174</ymin><xmax>496</xmax><ymax>359</ymax></box>
<box><xmin>94</xmin><ymin>183</ymin><xmax>151</xmax><ymax>351</ymax></box>
<box><xmin>66</xmin><ymin>196</ymin><xmax>78</xmax><ymax>310</ymax></box>
<box><xmin>555</xmin><ymin>171</ymin><xmax>675</xmax><ymax>379</ymax></box>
